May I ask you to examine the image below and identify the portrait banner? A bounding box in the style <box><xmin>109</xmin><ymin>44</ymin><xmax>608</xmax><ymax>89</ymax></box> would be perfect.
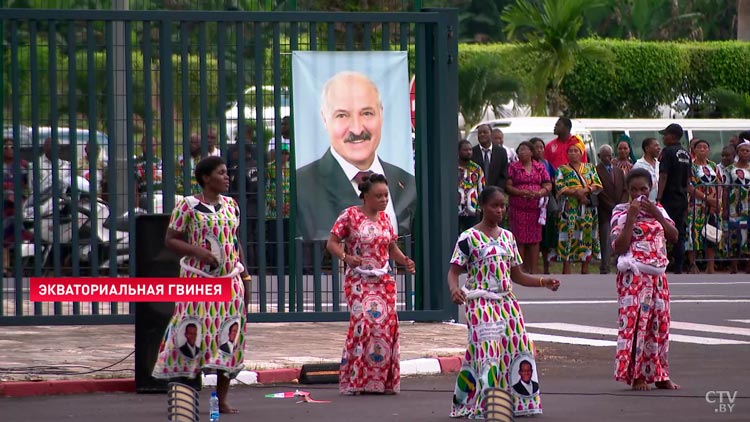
<box><xmin>292</xmin><ymin>51</ymin><xmax>416</xmax><ymax>241</ymax></box>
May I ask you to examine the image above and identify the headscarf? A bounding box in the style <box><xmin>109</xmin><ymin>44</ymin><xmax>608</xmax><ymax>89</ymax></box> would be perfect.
<box><xmin>618</xmin><ymin>134</ymin><xmax>637</xmax><ymax>164</ymax></box>
<box><xmin>570</xmin><ymin>140</ymin><xmax>585</xmax><ymax>155</ymax></box>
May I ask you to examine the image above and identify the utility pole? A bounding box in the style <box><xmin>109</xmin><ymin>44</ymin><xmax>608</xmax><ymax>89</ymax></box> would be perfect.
<box><xmin>113</xmin><ymin>0</ymin><xmax>128</xmax><ymax>217</ymax></box>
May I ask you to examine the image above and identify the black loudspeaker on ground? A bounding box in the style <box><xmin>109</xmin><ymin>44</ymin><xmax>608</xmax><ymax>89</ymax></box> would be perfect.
<box><xmin>298</xmin><ymin>362</ymin><xmax>341</xmax><ymax>384</ymax></box>
<box><xmin>134</xmin><ymin>214</ymin><xmax>202</xmax><ymax>393</ymax></box>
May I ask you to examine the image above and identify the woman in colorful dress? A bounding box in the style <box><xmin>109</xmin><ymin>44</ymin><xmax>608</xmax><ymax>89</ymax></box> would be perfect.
<box><xmin>326</xmin><ymin>173</ymin><xmax>416</xmax><ymax>395</ymax></box>
<box><xmin>554</xmin><ymin>143</ymin><xmax>603</xmax><ymax>274</ymax></box>
<box><xmin>611</xmin><ymin>168</ymin><xmax>680</xmax><ymax>391</ymax></box>
<box><xmin>531</xmin><ymin>138</ymin><xmax>557</xmax><ymax>275</ymax></box>
<box><xmin>686</xmin><ymin>139</ymin><xmax>723</xmax><ymax>274</ymax></box>
<box><xmin>153</xmin><ymin>156</ymin><xmax>251</xmax><ymax>414</ymax></box>
<box><xmin>447</xmin><ymin>186</ymin><xmax>560</xmax><ymax>418</ymax></box>
<box><xmin>722</xmin><ymin>141</ymin><xmax>750</xmax><ymax>274</ymax></box>
<box><xmin>506</xmin><ymin>141</ymin><xmax>552</xmax><ymax>274</ymax></box>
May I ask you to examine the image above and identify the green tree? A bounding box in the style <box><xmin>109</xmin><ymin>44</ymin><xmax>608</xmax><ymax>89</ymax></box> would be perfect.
<box><xmin>501</xmin><ymin>0</ymin><xmax>610</xmax><ymax>115</ymax></box>
<box><xmin>458</xmin><ymin>53</ymin><xmax>520</xmax><ymax>130</ymax></box>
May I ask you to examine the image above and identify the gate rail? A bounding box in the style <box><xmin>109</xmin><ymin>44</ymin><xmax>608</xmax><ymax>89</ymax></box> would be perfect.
<box><xmin>0</xmin><ymin>8</ymin><xmax>459</xmax><ymax>325</ymax></box>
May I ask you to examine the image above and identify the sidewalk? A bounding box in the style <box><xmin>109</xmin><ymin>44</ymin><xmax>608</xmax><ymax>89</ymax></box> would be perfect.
<box><xmin>0</xmin><ymin>321</ymin><xmax>472</xmax><ymax>396</ymax></box>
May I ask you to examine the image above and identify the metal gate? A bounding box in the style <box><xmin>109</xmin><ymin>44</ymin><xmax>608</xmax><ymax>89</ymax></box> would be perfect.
<box><xmin>0</xmin><ymin>8</ymin><xmax>459</xmax><ymax>325</ymax></box>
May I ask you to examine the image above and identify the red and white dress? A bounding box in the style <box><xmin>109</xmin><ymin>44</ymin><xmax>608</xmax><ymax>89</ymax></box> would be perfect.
<box><xmin>610</xmin><ymin>203</ymin><xmax>674</xmax><ymax>386</ymax></box>
<box><xmin>331</xmin><ymin>206</ymin><xmax>400</xmax><ymax>394</ymax></box>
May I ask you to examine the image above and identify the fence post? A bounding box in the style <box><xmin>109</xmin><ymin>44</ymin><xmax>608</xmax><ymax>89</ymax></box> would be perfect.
<box><xmin>420</xmin><ymin>8</ymin><xmax>459</xmax><ymax>321</ymax></box>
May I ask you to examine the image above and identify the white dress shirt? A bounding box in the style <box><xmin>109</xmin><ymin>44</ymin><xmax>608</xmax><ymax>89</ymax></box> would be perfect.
<box><xmin>632</xmin><ymin>157</ymin><xmax>660</xmax><ymax>201</ymax></box>
<box><xmin>504</xmin><ymin>145</ymin><xmax>518</xmax><ymax>163</ymax></box>
<box><xmin>27</xmin><ymin>155</ymin><xmax>74</xmax><ymax>207</ymax></box>
<box><xmin>330</xmin><ymin>148</ymin><xmax>398</xmax><ymax>235</ymax></box>
<box><xmin>267</xmin><ymin>137</ymin><xmax>291</xmax><ymax>152</ymax></box>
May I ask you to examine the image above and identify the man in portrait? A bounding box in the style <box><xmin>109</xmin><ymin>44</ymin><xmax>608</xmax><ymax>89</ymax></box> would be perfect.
<box><xmin>219</xmin><ymin>322</ymin><xmax>239</xmax><ymax>354</ymax></box>
<box><xmin>512</xmin><ymin>360</ymin><xmax>539</xmax><ymax>396</ymax></box>
<box><xmin>179</xmin><ymin>323</ymin><xmax>200</xmax><ymax>359</ymax></box>
<box><xmin>296</xmin><ymin>71</ymin><xmax>417</xmax><ymax>241</ymax></box>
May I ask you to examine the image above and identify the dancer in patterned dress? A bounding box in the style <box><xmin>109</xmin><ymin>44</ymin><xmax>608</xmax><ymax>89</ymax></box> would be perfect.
<box><xmin>686</xmin><ymin>139</ymin><xmax>723</xmax><ymax>274</ymax></box>
<box><xmin>554</xmin><ymin>143</ymin><xmax>603</xmax><ymax>274</ymax></box>
<box><xmin>153</xmin><ymin>156</ymin><xmax>251</xmax><ymax>414</ymax></box>
<box><xmin>722</xmin><ymin>141</ymin><xmax>750</xmax><ymax>274</ymax></box>
<box><xmin>611</xmin><ymin>168</ymin><xmax>680</xmax><ymax>391</ymax></box>
<box><xmin>447</xmin><ymin>186</ymin><xmax>560</xmax><ymax>418</ymax></box>
<box><xmin>326</xmin><ymin>173</ymin><xmax>416</xmax><ymax>395</ymax></box>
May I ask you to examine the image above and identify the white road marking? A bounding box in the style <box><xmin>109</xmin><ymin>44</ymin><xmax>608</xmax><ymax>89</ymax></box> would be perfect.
<box><xmin>519</xmin><ymin>299</ymin><xmax>750</xmax><ymax>305</ymax></box>
<box><xmin>525</xmin><ymin>322</ymin><xmax>750</xmax><ymax>345</ymax></box>
<box><xmin>528</xmin><ymin>333</ymin><xmax>615</xmax><ymax>347</ymax></box>
<box><xmin>670</xmin><ymin>321</ymin><xmax>750</xmax><ymax>337</ymax></box>
<box><xmin>669</xmin><ymin>282</ymin><xmax>750</xmax><ymax>285</ymax></box>
<box><xmin>728</xmin><ymin>319</ymin><xmax>750</xmax><ymax>324</ymax></box>
<box><xmin>519</xmin><ymin>300</ymin><xmax>617</xmax><ymax>305</ymax></box>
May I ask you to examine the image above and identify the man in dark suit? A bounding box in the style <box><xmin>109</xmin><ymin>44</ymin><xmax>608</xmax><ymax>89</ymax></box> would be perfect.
<box><xmin>297</xmin><ymin>71</ymin><xmax>416</xmax><ymax>241</ymax></box>
<box><xmin>179</xmin><ymin>323</ymin><xmax>199</xmax><ymax>359</ymax></box>
<box><xmin>595</xmin><ymin>145</ymin><xmax>628</xmax><ymax>274</ymax></box>
<box><xmin>219</xmin><ymin>322</ymin><xmax>239</xmax><ymax>354</ymax></box>
<box><xmin>512</xmin><ymin>360</ymin><xmax>539</xmax><ymax>396</ymax></box>
<box><xmin>471</xmin><ymin>124</ymin><xmax>508</xmax><ymax>191</ymax></box>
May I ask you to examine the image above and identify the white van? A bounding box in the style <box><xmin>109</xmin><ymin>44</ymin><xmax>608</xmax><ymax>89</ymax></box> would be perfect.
<box><xmin>578</xmin><ymin>118</ymin><xmax>750</xmax><ymax>162</ymax></box>
<box><xmin>225</xmin><ymin>85</ymin><xmax>291</xmax><ymax>143</ymax></box>
<box><xmin>465</xmin><ymin>117</ymin><xmax>595</xmax><ymax>161</ymax></box>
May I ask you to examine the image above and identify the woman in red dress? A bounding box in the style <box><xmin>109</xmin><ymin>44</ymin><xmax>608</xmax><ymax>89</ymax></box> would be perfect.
<box><xmin>611</xmin><ymin>168</ymin><xmax>680</xmax><ymax>391</ymax></box>
<box><xmin>327</xmin><ymin>173</ymin><xmax>416</xmax><ymax>395</ymax></box>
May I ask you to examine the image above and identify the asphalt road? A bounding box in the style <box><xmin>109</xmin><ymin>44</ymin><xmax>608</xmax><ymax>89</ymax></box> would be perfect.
<box><xmin>2</xmin><ymin>273</ymin><xmax>749</xmax><ymax>421</ymax></box>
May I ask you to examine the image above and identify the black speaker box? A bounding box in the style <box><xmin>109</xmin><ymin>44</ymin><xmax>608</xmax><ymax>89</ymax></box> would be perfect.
<box><xmin>298</xmin><ymin>362</ymin><xmax>340</xmax><ymax>384</ymax></box>
<box><xmin>134</xmin><ymin>214</ymin><xmax>202</xmax><ymax>393</ymax></box>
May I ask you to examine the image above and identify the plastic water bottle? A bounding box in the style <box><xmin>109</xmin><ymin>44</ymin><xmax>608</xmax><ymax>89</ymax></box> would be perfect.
<box><xmin>209</xmin><ymin>391</ymin><xmax>220</xmax><ymax>422</ymax></box>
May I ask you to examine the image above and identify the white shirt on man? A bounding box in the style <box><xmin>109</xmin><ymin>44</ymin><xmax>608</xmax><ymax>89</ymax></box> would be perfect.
<box><xmin>504</xmin><ymin>145</ymin><xmax>518</xmax><ymax>163</ymax></box>
<box><xmin>330</xmin><ymin>147</ymin><xmax>398</xmax><ymax>235</ymax></box>
<box><xmin>27</xmin><ymin>155</ymin><xmax>74</xmax><ymax>205</ymax></box>
<box><xmin>632</xmin><ymin>157</ymin><xmax>660</xmax><ymax>201</ymax></box>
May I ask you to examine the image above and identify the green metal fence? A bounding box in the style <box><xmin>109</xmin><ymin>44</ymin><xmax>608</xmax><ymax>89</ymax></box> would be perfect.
<box><xmin>0</xmin><ymin>8</ymin><xmax>459</xmax><ymax>325</ymax></box>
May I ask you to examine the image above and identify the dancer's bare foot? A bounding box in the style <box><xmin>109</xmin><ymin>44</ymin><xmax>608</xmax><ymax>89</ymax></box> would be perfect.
<box><xmin>655</xmin><ymin>380</ymin><xmax>680</xmax><ymax>390</ymax></box>
<box><xmin>632</xmin><ymin>379</ymin><xmax>651</xmax><ymax>391</ymax></box>
<box><xmin>689</xmin><ymin>264</ymin><xmax>699</xmax><ymax>274</ymax></box>
<box><xmin>220</xmin><ymin>403</ymin><xmax>240</xmax><ymax>414</ymax></box>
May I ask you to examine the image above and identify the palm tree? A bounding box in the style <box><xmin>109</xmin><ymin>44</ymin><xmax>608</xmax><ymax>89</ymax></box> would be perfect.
<box><xmin>501</xmin><ymin>0</ymin><xmax>610</xmax><ymax>115</ymax></box>
<box><xmin>458</xmin><ymin>56</ymin><xmax>520</xmax><ymax>131</ymax></box>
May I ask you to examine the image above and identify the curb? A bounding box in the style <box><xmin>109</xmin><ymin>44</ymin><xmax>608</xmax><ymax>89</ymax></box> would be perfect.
<box><xmin>0</xmin><ymin>378</ymin><xmax>135</xmax><ymax>398</ymax></box>
<box><xmin>0</xmin><ymin>357</ymin><xmax>462</xmax><ymax>398</ymax></box>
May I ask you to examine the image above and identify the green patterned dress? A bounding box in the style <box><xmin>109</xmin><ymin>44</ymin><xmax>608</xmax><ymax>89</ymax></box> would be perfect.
<box><xmin>152</xmin><ymin>195</ymin><xmax>247</xmax><ymax>379</ymax></box>
<box><xmin>724</xmin><ymin>164</ymin><xmax>750</xmax><ymax>256</ymax></box>
<box><xmin>554</xmin><ymin>163</ymin><xmax>602</xmax><ymax>262</ymax></box>
<box><xmin>687</xmin><ymin>160</ymin><xmax>722</xmax><ymax>251</ymax></box>
<box><xmin>449</xmin><ymin>228</ymin><xmax>542</xmax><ymax>418</ymax></box>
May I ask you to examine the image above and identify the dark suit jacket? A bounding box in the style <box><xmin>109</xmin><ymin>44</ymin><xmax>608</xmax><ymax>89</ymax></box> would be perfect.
<box><xmin>595</xmin><ymin>163</ymin><xmax>628</xmax><ymax>218</ymax></box>
<box><xmin>512</xmin><ymin>380</ymin><xmax>539</xmax><ymax>396</ymax></box>
<box><xmin>219</xmin><ymin>342</ymin><xmax>234</xmax><ymax>354</ymax></box>
<box><xmin>472</xmin><ymin>144</ymin><xmax>508</xmax><ymax>191</ymax></box>
<box><xmin>296</xmin><ymin>149</ymin><xmax>417</xmax><ymax>241</ymax></box>
<box><xmin>179</xmin><ymin>343</ymin><xmax>198</xmax><ymax>359</ymax></box>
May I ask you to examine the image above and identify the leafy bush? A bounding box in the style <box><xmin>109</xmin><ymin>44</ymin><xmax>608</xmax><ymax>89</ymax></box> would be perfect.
<box><xmin>458</xmin><ymin>40</ymin><xmax>750</xmax><ymax>118</ymax></box>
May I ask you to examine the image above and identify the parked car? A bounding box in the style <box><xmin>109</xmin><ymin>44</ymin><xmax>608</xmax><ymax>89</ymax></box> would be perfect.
<box><xmin>465</xmin><ymin>117</ymin><xmax>596</xmax><ymax>163</ymax></box>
